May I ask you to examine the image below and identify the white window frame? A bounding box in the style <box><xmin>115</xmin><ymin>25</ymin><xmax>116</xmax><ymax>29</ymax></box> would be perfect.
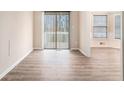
<box><xmin>92</xmin><ymin>15</ymin><xmax>108</xmax><ymax>38</ymax></box>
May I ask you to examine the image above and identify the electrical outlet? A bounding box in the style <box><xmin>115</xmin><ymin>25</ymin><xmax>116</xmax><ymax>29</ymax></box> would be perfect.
<box><xmin>100</xmin><ymin>42</ymin><xmax>104</xmax><ymax>45</ymax></box>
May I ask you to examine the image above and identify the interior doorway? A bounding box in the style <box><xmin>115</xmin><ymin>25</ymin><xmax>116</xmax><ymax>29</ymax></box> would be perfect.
<box><xmin>44</xmin><ymin>11</ymin><xmax>70</xmax><ymax>49</ymax></box>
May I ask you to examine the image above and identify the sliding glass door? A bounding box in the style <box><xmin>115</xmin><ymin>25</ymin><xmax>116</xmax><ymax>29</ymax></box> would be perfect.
<box><xmin>44</xmin><ymin>13</ymin><xmax>56</xmax><ymax>49</ymax></box>
<box><xmin>44</xmin><ymin>12</ymin><xmax>70</xmax><ymax>49</ymax></box>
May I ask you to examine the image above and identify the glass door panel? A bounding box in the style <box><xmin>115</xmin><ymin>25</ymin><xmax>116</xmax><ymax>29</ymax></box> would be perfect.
<box><xmin>44</xmin><ymin>14</ymin><xmax>56</xmax><ymax>49</ymax></box>
<box><xmin>44</xmin><ymin>12</ymin><xmax>70</xmax><ymax>49</ymax></box>
<box><xmin>57</xmin><ymin>13</ymin><xmax>69</xmax><ymax>49</ymax></box>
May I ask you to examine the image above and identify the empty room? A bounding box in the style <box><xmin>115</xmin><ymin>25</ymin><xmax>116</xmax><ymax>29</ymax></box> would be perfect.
<box><xmin>0</xmin><ymin>11</ymin><xmax>123</xmax><ymax>81</ymax></box>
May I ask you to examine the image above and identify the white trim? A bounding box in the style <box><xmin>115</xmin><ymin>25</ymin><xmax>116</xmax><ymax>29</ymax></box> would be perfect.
<box><xmin>70</xmin><ymin>48</ymin><xmax>79</xmax><ymax>50</ymax></box>
<box><xmin>70</xmin><ymin>48</ymin><xmax>90</xmax><ymax>57</ymax></box>
<box><xmin>33</xmin><ymin>48</ymin><xmax>43</xmax><ymax>50</ymax></box>
<box><xmin>0</xmin><ymin>49</ymin><xmax>33</xmax><ymax>80</ymax></box>
<box><xmin>78</xmin><ymin>49</ymin><xmax>90</xmax><ymax>57</ymax></box>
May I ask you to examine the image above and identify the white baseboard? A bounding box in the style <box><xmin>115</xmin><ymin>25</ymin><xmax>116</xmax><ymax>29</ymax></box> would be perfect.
<box><xmin>70</xmin><ymin>48</ymin><xmax>90</xmax><ymax>57</ymax></box>
<box><xmin>33</xmin><ymin>48</ymin><xmax>42</xmax><ymax>49</ymax></box>
<box><xmin>78</xmin><ymin>49</ymin><xmax>90</xmax><ymax>57</ymax></box>
<box><xmin>0</xmin><ymin>49</ymin><xmax>33</xmax><ymax>80</ymax></box>
<box><xmin>70</xmin><ymin>48</ymin><xmax>79</xmax><ymax>50</ymax></box>
<box><xmin>33</xmin><ymin>48</ymin><xmax>43</xmax><ymax>50</ymax></box>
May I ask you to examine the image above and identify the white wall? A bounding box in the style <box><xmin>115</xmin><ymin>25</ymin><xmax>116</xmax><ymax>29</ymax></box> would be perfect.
<box><xmin>70</xmin><ymin>11</ymin><xmax>79</xmax><ymax>49</ymax></box>
<box><xmin>91</xmin><ymin>12</ymin><xmax>121</xmax><ymax>48</ymax></box>
<box><xmin>0</xmin><ymin>12</ymin><xmax>33</xmax><ymax>78</ymax></box>
<box><xmin>79</xmin><ymin>11</ymin><xmax>91</xmax><ymax>57</ymax></box>
<box><xmin>33</xmin><ymin>11</ymin><xmax>44</xmax><ymax>49</ymax></box>
<box><xmin>122</xmin><ymin>11</ymin><xmax>124</xmax><ymax>80</ymax></box>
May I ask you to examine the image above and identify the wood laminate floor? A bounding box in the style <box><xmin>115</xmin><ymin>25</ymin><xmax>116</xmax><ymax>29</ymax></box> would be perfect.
<box><xmin>1</xmin><ymin>48</ymin><xmax>122</xmax><ymax>81</ymax></box>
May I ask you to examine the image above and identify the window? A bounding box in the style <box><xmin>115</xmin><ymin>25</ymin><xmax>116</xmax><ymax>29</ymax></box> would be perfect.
<box><xmin>93</xmin><ymin>15</ymin><xmax>107</xmax><ymax>38</ymax></box>
<box><xmin>115</xmin><ymin>15</ymin><xmax>121</xmax><ymax>39</ymax></box>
